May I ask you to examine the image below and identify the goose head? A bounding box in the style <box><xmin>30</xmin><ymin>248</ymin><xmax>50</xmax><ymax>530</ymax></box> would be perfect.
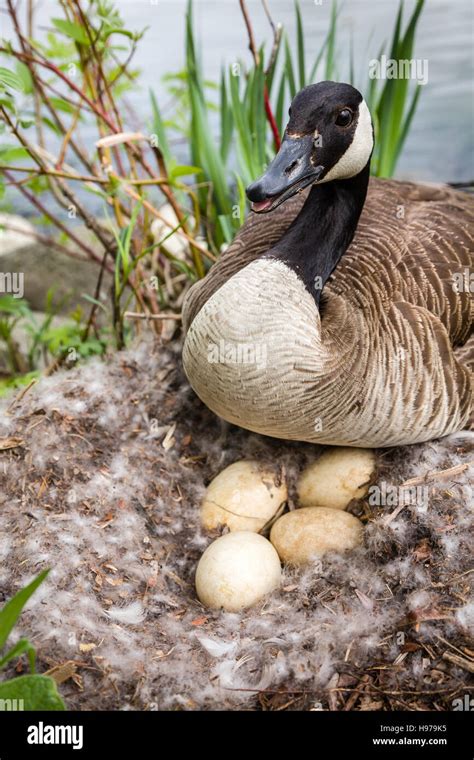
<box><xmin>247</xmin><ymin>81</ymin><xmax>374</xmax><ymax>212</ymax></box>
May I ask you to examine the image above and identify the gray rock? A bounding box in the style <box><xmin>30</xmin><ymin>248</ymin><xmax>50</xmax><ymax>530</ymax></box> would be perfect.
<box><xmin>0</xmin><ymin>213</ymin><xmax>110</xmax><ymax>313</ymax></box>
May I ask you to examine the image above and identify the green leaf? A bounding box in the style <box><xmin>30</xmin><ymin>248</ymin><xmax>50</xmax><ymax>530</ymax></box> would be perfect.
<box><xmin>0</xmin><ymin>67</ymin><xmax>25</xmax><ymax>93</ymax></box>
<box><xmin>38</xmin><ymin>31</ymin><xmax>76</xmax><ymax>60</ymax></box>
<box><xmin>15</xmin><ymin>62</ymin><xmax>33</xmax><ymax>95</ymax></box>
<box><xmin>0</xmin><ymin>372</ymin><xmax>40</xmax><ymax>398</ymax></box>
<box><xmin>169</xmin><ymin>164</ymin><xmax>201</xmax><ymax>179</ymax></box>
<box><xmin>0</xmin><ymin>295</ymin><xmax>30</xmax><ymax>317</ymax></box>
<box><xmin>0</xmin><ymin>146</ymin><xmax>30</xmax><ymax>162</ymax></box>
<box><xmin>0</xmin><ymin>675</ymin><xmax>65</xmax><ymax>711</ymax></box>
<box><xmin>49</xmin><ymin>96</ymin><xmax>79</xmax><ymax>115</ymax></box>
<box><xmin>51</xmin><ymin>18</ymin><xmax>90</xmax><ymax>46</ymax></box>
<box><xmin>0</xmin><ymin>570</ymin><xmax>49</xmax><ymax>651</ymax></box>
<box><xmin>0</xmin><ymin>638</ymin><xmax>36</xmax><ymax>672</ymax></box>
<box><xmin>81</xmin><ymin>294</ymin><xmax>107</xmax><ymax>312</ymax></box>
<box><xmin>101</xmin><ymin>27</ymin><xmax>140</xmax><ymax>42</ymax></box>
<box><xmin>41</xmin><ymin>116</ymin><xmax>62</xmax><ymax>136</ymax></box>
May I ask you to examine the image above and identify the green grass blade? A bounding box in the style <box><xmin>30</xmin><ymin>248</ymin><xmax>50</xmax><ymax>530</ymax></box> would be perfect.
<box><xmin>253</xmin><ymin>54</ymin><xmax>267</xmax><ymax>173</ymax></box>
<box><xmin>324</xmin><ymin>0</ymin><xmax>338</xmax><ymax>80</ymax></box>
<box><xmin>275</xmin><ymin>71</ymin><xmax>287</xmax><ymax>135</ymax></box>
<box><xmin>0</xmin><ymin>638</ymin><xmax>36</xmax><ymax>672</ymax></box>
<box><xmin>149</xmin><ymin>90</ymin><xmax>172</xmax><ymax>168</ymax></box>
<box><xmin>121</xmin><ymin>201</ymin><xmax>142</xmax><ymax>278</ymax></box>
<box><xmin>284</xmin><ymin>32</ymin><xmax>297</xmax><ymax>98</ymax></box>
<box><xmin>348</xmin><ymin>30</ymin><xmax>354</xmax><ymax>85</ymax></box>
<box><xmin>387</xmin><ymin>0</ymin><xmax>424</xmax><ymax>150</ymax></box>
<box><xmin>234</xmin><ymin>172</ymin><xmax>247</xmax><ymax>227</ymax></box>
<box><xmin>190</xmin><ymin>80</ymin><xmax>231</xmax><ymax>213</ymax></box>
<box><xmin>377</xmin><ymin>0</ymin><xmax>424</xmax><ymax>176</ymax></box>
<box><xmin>375</xmin><ymin>3</ymin><xmax>402</xmax><ymax>175</ymax></box>
<box><xmin>388</xmin><ymin>0</ymin><xmax>404</xmax><ymax>60</ymax></box>
<box><xmin>0</xmin><ymin>570</ymin><xmax>49</xmax><ymax>651</ymax></box>
<box><xmin>295</xmin><ymin>0</ymin><xmax>306</xmax><ymax>88</ymax></box>
<box><xmin>229</xmin><ymin>67</ymin><xmax>254</xmax><ymax>183</ymax></box>
<box><xmin>308</xmin><ymin>20</ymin><xmax>332</xmax><ymax>83</ymax></box>
<box><xmin>366</xmin><ymin>42</ymin><xmax>384</xmax><ymax>115</ymax></box>
<box><xmin>219</xmin><ymin>68</ymin><xmax>233</xmax><ymax>162</ymax></box>
<box><xmin>393</xmin><ymin>83</ymin><xmax>422</xmax><ymax>171</ymax></box>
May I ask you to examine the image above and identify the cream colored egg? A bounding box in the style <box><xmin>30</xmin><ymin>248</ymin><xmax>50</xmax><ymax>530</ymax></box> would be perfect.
<box><xmin>195</xmin><ymin>531</ymin><xmax>282</xmax><ymax>611</ymax></box>
<box><xmin>201</xmin><ymin>460</ymin><xmax>287</xmax><ymax>533</ymax></box>
<box><xmin>270</xmin><ymin>507</ymin><xmax>363</xmax><ymax>565</ymax></box>
<box><xmin>297</xmin><ymin>448</ymin><xmax>375</xmax><ymax>510</ymax></box>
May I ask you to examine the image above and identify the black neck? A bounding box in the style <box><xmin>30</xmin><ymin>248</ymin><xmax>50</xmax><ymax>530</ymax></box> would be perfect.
<box><xmin>265</xmin><ymin>161</ymin><xmax>370</xmax><ymax>305</ymax></box>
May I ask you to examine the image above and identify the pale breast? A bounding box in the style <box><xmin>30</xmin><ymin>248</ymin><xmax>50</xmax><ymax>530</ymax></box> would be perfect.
<box><xmin>183</xmin><ymin>258</ymin><xmax>376</xmax><ymax>444</ymax></box>
<box><xmin>183</xmin><ymin>258</ymin><xmax>325</xmax><ymax>437</ymax></box>
<box><xmin>183</xmin><ymin>256</ymin><xmax>471</xmax><ymax>447</ymax></box>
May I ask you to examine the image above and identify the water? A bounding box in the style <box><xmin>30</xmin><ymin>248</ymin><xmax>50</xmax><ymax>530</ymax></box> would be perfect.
<box><xmin>102</xmin><ymin>0</ymin><xmax>474</xmax><ymax>182</ymax></box>
<box><xmin>1</xmin><ymin>0</ymin><xmax>473</xmax><ymax>221</ymax></box>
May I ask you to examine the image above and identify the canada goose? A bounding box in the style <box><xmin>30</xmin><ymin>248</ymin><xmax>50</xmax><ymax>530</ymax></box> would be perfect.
<box><xmin>182</xmin><ymin>81</ymin><xmax>473</xmax><ymax>448</ymax></box>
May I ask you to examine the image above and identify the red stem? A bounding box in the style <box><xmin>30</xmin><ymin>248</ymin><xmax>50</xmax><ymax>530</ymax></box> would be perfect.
<box><xmin>238</xmin><ymin>0</ymin><xmax>281</xmax><ymax>151</ymax></box>
<box><xmin>264</xmin><ymin>84</ymin><xmax>281</xmax><ymax>151</ymax></box>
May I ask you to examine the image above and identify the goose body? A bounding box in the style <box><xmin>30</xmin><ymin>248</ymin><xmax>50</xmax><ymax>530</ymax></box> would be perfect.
<box><xmin>182</xmin><ymin>83</ymin><xmax>473</xmax><ymax>448</ymax></box>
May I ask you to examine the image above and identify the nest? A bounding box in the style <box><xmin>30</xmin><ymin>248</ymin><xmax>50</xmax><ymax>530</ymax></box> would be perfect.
<box><xmin>0</xmin><ymin>336</ymin><xmax>472</xmax><ymax>711</ymax></box>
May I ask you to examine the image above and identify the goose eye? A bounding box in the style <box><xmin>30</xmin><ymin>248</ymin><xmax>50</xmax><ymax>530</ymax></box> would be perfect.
<box><xmin>335</xmin><ymin>108</ymin><xmax>353</xmax><ymax>127</ymax></box>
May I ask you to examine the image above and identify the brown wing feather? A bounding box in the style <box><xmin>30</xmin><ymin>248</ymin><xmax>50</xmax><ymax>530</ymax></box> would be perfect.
<box><xmin>183</xmin><ymin>178</ymin><xmax>473</xmax><ymax>354</ymax></box>
<box><xmin>328</xmin><ymin>178</ymin><xmax>473</xmax><ymax>349</ymax></box>
<box><xmin>182</xmin><ymin>177</ymin><xmax>473</xmax><ymax>443</ymax></box>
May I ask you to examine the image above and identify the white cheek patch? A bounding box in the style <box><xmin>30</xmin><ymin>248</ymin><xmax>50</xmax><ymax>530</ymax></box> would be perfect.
<box><xmin>320</xmin><ymin>99</ymin><xmax>374</xmax><ymax>182</ymax></box>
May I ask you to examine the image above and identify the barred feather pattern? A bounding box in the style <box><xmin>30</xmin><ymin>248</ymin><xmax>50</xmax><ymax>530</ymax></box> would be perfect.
<box><xmin>182</xmin><ymin>178</ymin><xmax>473</xmax><ymax>447</ymax></box>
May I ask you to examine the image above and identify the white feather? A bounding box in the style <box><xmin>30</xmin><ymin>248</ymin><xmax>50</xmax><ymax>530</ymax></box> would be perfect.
<box><xmin>322</xmin><ymin>99</ymin><xmax>373</xmax><ymax>182</ymax></box>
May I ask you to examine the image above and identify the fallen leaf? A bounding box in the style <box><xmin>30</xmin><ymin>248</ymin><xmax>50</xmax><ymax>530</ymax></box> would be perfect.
<box><xmin>401</xmin><ymin>641</ymin><xmax>422</xmax><ymax>653</ymax></box>
<box><xmin>44</xmin><ymin>661</ymin><xmax>77</xmax><ymax>684</ymax></box>
<box><xmin>0</xmin><ymin>437</ymin><xmax>24</xmax><ymax>451</ymax></box>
